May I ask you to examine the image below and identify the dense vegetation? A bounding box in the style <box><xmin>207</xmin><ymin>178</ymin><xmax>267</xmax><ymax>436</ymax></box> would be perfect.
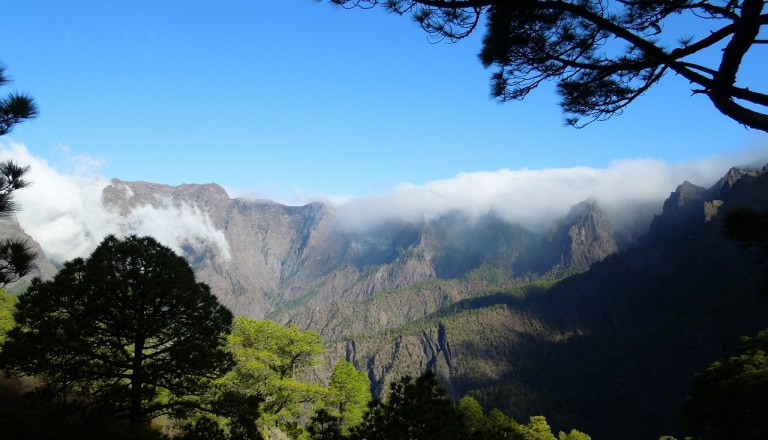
<box><xmin>2</xmin><ymin>154</ymin><xmax>767</xmax><ymax>440</ymax></box>
<box><xmin>3</xmin><ymin>244</ymin><xmax>766</xmax><ymax>440</ymax></box>
<box><xmin>682</xmin><ymin>330</ymin><xmax>768</xmax><ymax>440</ymax></box>
<box><xmin>0</xmin><ymin>239</ymin><xmax>595</xmax><ymax>439</ymax></box>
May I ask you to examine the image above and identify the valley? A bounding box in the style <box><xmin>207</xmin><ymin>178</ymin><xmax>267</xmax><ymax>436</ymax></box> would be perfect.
<box><xmin>5</xmin><ymin>166</ymin><xmax>768</xmax><ymax>439</ymax></box>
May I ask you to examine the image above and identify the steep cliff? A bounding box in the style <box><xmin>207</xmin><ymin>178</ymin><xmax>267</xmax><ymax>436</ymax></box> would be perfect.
<box><xmin>8</xmin><ymin>166</ymin><xmax>768</xmax><ymax>439</ymax></box>
<box><xmin>99</xmin><ymin>179</ymin><xmax>634</xmax><ymax>318</ymax></box>
<box><xmin>541</xmin><ymin>200</ymin><xmax>619</xmax><ymax>270</ymax></box>
<box><xmin>304</xmin><ymin>167</ymin><xmax>768</xmax><ymax>440</ymax></box>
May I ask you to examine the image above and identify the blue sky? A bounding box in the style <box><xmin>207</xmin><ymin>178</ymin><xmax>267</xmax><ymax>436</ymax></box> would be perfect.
<box><xmin>1</xmin><ymin>0</ymin><xmax>766</xmax><ymax>202</ymax></box>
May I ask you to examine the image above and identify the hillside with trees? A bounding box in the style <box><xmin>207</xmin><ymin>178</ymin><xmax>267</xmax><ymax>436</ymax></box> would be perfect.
<box><xmin>285</xmin><ymin>167</ymin><xmax>768</xmax><ymax>439</ymax></box>
<box><xmin>3</xmin><ymin>166</ymin><xmax>768</xmax><ymax>439</ymax></box>
<box><xmin>0</xmin><ymin>235</ymin><xmax>596</xmax><ymax>440</ymax></box>
<box><xmin>2</xmin><ymin>4</ymin><xmax>768</xmax><ymax>432</ymax></box>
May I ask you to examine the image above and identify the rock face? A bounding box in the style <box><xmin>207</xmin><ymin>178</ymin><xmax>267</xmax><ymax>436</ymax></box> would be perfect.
<box><xmin>545</xmin><ymin>200</ymin><xmax>619</xmax><ymax>270</ymax></box>
<box><xmin>102</xmin><ymin>179</ymin><xmax>348</xmax><ymax>316</ymax></box>
<box><xmin>101</xmin><ymin>180</ymin><xmax>446</xmax><ymax>317</ymax></box>
<box><xmin>303</xmin><ymin>166</ymin><xmax>768</xmax><ymax>440</ymax></box>
<box><xmin>98</xmin><ymin>179</ymin><xmax>640</xmax><ymax>318</ymax></box>
<box><xmin>6</xmin><ymin>167</ymin><xmax>768</xmax><ymax>440</ymax></box>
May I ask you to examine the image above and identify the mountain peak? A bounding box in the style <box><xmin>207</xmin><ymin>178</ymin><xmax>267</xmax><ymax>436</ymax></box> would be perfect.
<box><xmin>712</xmin><ymin>166</ymin><xmax>760</xmax><ymax>198</ymax></box>
<box><xmin>554</xmin><ymin>200</ymin><xmax>618</xmax><ymax>269</ymax></box>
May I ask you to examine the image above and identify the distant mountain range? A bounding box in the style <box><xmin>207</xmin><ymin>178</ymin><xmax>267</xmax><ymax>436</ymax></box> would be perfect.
<box><xmin>4</xmin><ymin>166</ymin><xmax>768</xmax><ymax>439</ymax></box>
<box><xmin>95</xmin><ymin>176</ymin><xmax>656</xmax><ymax>318</ymax></box>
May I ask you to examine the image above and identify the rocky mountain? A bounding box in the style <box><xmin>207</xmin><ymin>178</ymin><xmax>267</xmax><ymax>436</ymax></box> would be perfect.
<box><xmin>8</xmin><ymin>167</ymin><xmax>768</xmax><ymax>439</ymax></box>
<box><xmin>294</xmin><ymin>167</ymin><xmax>768</xmax><ymax>439</ymax></box>
<box><xmin>99</xmin><ymin>179</ymin><xmax>635</xmax><ymax>318</ymax></box>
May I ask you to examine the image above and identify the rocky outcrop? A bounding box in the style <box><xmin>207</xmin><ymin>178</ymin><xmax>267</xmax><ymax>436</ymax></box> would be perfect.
<box><xmin>102</xmin><ymin>180</ymin><xmax>352</xmax><ymax>316</ymax></box>
<box><xmin>310</xmin><ymin>166</ymin><xmax>768</xmax><ymax>440</ymax></box>
<box><xmin>98</xmin><ymin>180</ymin><xmax>635</xmax><ymax>318</ymax></box>
<box><xmin>13</xmin><ymin>166</ymin><xmax>768</xmax><ymax>439</ymax></box>
<box><xmin>546</xmin><ymin>200</ymin><xmax>619</xmax><ymax>269</ymax></box>
<box><xmin>647</xmin><ymin>180</ymin><xmax>709</xmax><ymax>239</ymax></box>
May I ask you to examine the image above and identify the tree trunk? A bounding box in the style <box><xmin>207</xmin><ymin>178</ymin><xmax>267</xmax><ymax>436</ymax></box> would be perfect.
<box><xmin>130</xmin><ymin>336</ymin><xmax>145</xmax><ymax>426</ymax></box>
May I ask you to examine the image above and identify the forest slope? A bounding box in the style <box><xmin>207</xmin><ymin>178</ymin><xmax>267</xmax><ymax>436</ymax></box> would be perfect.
<box><xmin>295</xmin><ymin>168</ymin><xmax>768</xmax><ymax>440</ymax></box>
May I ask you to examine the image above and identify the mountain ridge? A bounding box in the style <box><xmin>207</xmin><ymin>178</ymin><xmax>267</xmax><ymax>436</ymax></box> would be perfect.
<box><xmin>94</xmin><ymin>177</ymin><xmax>642</xmax><ymax>318</ymax></box>
<box><xmin>7</xmin><ymin>166</ymin><xmax>768</xmax><ymax>439</ymax></box>
<box><xmin>306</xmin><ymin>166</ymin><xmax>768</xmax><ymax>439</ymax></box>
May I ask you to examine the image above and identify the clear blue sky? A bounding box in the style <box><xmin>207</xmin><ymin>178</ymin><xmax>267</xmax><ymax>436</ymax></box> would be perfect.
<box><xmin>1</xmin><ymin>0</ymin><xmax>766</xmax><ymax>201</ymax></box>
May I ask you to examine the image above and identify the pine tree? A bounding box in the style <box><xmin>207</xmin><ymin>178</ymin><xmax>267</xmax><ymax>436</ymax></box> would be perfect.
<box><xmin>328</xmin><ymin>1</ymin><xmax>768</xmax><ymax>131</ymax></box>
<box><xmin>0</xmin><ymin>63</ymin><xmax>38</xmax><ymax>286</ymax></box>
<box><xmin>0</xmin><ymin>235</ymin><xmax>234</xmax><ymax>425</ymax></box>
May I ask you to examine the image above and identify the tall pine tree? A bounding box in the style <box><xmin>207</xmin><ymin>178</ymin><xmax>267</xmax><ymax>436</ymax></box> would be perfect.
<box><xmin>0</xmin><ymin>235</ymin><xmax>233</xmax><ymax>425</ymax></box>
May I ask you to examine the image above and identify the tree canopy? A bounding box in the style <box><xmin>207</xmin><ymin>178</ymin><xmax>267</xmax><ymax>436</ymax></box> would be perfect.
<box><xmin>0</xmin><ymin>63</ymin><xmax>38</xmax><ymax>286</ymax></box>
<box><xmin>0</xmin><ymin>288</ymin><xmax>17</xmax><ymax>346</ymax></box>
<box><xmin>215</xmin><ymin>317</ymin><xmax>326</xmax><ymax>437</ymax></box>
<box><xmin>319</xmin><ymin>359</ymin><xmax>372</xmax><ymax>435</ymax></box>
<box><xmin>0</xmin><ymin>160</ymin><xmax>37</xmax><ymax>287</ymax></box>
<box><xmin>328</xmin><ymin>0</ymin><xmax>768</xmax><ymax>131</ymax></box>
<box><xmin>350</xmin><ymin>370</ymin><xmax>469</xmax><ymax>440</ymax></box>
<box><xmin>682</xmin><ymin>329</ymin><xmax>768</xmax><ymax>439</ymax></box>
<box><xmin>0</xmin><ymin>234</ymin><xmax>233</xmax><ymax>425</ymax></box>
<box><xmin>0</xmin><ymin>161</ymin><xmax>36</xmax><ymax>286</ymax></box>
<box><xmin>0</xmin><ymin>63</ymin><xmax>38</xmax><ymax>136</ymax></box>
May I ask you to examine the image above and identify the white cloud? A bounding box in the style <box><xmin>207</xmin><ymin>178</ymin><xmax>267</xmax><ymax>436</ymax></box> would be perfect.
<box><xmin>0</xmin><ymin>140</ymin><xmax>232</xmax><ymax>265</ymax></box>
<box><xmin>111</xmin><ymin>199</ymin><xmax>231</xmax><ymax>262</ymax></box>
<box><xmin>2</xmin><ymin>139</ymin><xmax>767</xmax><ymax>265</ymax></box>
<box><xmin>333</xmin><ymin>145</ymin><xmax>768</xmax><ymax>231</ymax></box>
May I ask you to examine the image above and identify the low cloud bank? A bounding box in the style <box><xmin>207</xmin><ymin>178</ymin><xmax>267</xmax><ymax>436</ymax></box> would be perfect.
<box><xmin>334</xmin><ymin>148</ymin><xmax>768</xmax><ymax>231</ymax></box>
<box><xmin>2</xmin><ymin>140</ymin><xmax>766</xmax><ymax>264</ymax></box>
<box><xmin>0</xmin><ymin>141</ymin><xmax>231</xmax><ymax>265</ymax></box>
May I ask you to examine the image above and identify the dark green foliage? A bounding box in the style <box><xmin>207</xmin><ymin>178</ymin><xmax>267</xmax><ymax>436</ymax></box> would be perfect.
<box><xmin>181</xmin><ymin>399</ymin><xmax>265</xmax><ymax>440</ymax></box>
<box><xmin>722</xmin><ymin>207</ymin><xmax>768</xmax><ymax>250</ymax></box>
<box><xmin>0</xmin><ymin>160</ymin><xmax>30</xmax><ymax>217</ymax></box>
<box><xmin>350</xmin><ymin>370</ymin><xmax>469</xmax><ymax>440</ymax></box>
<box><xmin>722</xmin><ymin>206</ymin><xmax>768</xmax><ymax>291</ymax></box>
<box><xmin>0</xmin><ymin>288</ymin><xmax>18</xmax><ymax>345</ymax></box>
<box><xmin>0</xmin><ymin>64</ymin><xmax>37</xmax><ymax>287</ymax></box>
<box><xmin>682</xmin><ymin>329</ymin><xmax>768</xmax><ymax>440</ymax></box>
<box><xmin>189</xmin><ymin>390</ymin><xmax>264</xmax><ymax>440</ymax></box>
<box><xmin>307</xmin><ymin>408</ymin><xmax>344</xmax><ymax>440</ymax></box>
<box><xmin>484</xmin><ymin>408</ymin><xmax>520</xmax><ymax>439</ymax></box>
<box><xmin>0</xmin><ymin>237</ymin><xmax>36</xmax><ymax>286</ymax></box>
<box><xmin>329</xmin><ymin>0</ymin><xmax>767</xmax><ymax>131</ymax></box>
<box><xmin>180</xmin><ymin>417</ymin><xmax>231</xmax><ymax>440</ymax></box>
<box><xmin>0</xmin><ymin>235</ymin><xmax>234</xmax><ymax>425</ymax></box>
<box><xmin>321</xmin><ymin>359</ymin><xmax>372</xmax><ymax>434</ymax></box>
<box><xmin>0</xmin><ymin>379</ymin><xmax>167</xmax><ymax>440</ymax></box>
<box><xmin>458</xmin><ymin>396</ymin><xmax>485</xmax><ymax>434</ymax></box>
<box><xmin>0</xmin><ymin>160</ymin><xmax>36</xmax><ymax>286</ymax></box>
<box><xmin>0</xmin><ymin>63</ymin><xmax>38</xmax><ymax>136</ymax></box>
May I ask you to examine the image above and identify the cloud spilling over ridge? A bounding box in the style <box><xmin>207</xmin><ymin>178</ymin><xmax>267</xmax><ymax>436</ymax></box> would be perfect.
<box><xmin>334</xmin><ymin>147</ymin><xmax>768</xmax><ymax>231</ymax></box>
<box><xmin>2</xmin><ymin>140</ymin><xmax>767</xmax><ymax>264</ymax></box>
<box><xmin>0</xmin><ymin>141</ymin><xmax>231</xmax><ymax>265</ymax></box>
